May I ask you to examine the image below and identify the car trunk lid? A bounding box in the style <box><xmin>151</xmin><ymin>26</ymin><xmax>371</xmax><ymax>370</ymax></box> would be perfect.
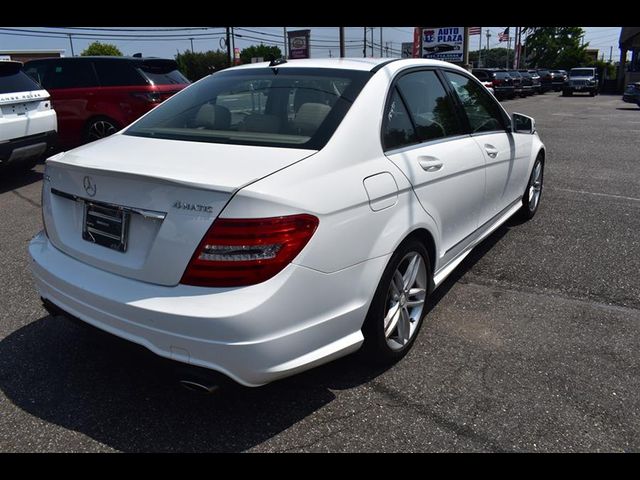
<box><xmin>42</xmin><ymin>134</ymin><xmax>316</xmax><ymax>286</ymax></box>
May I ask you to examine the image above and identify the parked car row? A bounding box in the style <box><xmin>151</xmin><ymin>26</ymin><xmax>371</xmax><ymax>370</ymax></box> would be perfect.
<box><xmin>472</xmin><ymin>68</ymin><xmax>553</xmax><ymax>100</ymax></box>
<box><xmin>1</xmin><ymin>56</ymin><xmax>189</xmax><ymax>171</ymax></box>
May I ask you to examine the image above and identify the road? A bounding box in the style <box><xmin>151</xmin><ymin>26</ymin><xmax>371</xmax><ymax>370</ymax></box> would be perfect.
<box><xmin>1</xmin><ymin>93</ymin><xmax>639</xmax><ymax>452</ymax></box>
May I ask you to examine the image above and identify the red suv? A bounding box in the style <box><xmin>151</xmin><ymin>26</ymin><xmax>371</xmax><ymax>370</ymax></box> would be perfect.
<box><xmin>24</xmin><ymin>56</ymin><xmax>189</xmax><ymax>149</ymax></box>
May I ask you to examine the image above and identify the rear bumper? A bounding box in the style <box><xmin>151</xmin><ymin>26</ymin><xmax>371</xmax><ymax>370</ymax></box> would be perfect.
<box><xmin>29</xmin><ymin>231</ymin><xmax>388</xmax><ymax>387</ymax></box>
<box><xmin>0</xmin><ymin>130</ymin><xmax>57</xmax><ymax>165</ymax></box>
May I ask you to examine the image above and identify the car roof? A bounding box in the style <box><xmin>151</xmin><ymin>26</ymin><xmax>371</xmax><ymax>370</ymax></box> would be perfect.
<box><xmin>228</xmin><ymin>57</ymin><xmax>468</xmax><ymax>73</ymax></box>
<box><xmin>25</xmin><ymin>56</ymin><xmax>174</xmax><ymax>63</ymax></box>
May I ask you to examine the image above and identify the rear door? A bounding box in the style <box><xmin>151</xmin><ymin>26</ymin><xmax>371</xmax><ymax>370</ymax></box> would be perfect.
<box><xmin>382</xmin><ymin>68</ymin><xmax>486</xmax><ymax>263</ymax></box>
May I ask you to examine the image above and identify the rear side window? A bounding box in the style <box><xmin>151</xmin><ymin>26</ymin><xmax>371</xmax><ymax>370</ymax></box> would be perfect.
<box><xmin>382</xmin><ymin>88</ymin><xmax>419</xmax><ymax>150</ymax></box>
<box><xmin>473</xmin><ymin>71</ymin><xmax>488</xmax><ymax>80</ymax></box>
<box><xmin>0</xmin><ymin>62</ymin><xmax>42</xmax><ymax>94</ymax></box>
<box><xmin>443</xmin><ymin>70</ymin><xmax>507</xmax><ymax>134</ymax></box>
<box><xmin>395</xmin><ymin>70</ymin><xmax>463</xmax><ymax>142</ymax></box>
<box><xmin>93</xmin><ymin>61</ymin><xmax>147</xmax><ymax>87</ymax></box>
<box><xmin>39</xmin><ymin>61</ymin><xmax>98</xmax><ymax>89</ymax></box>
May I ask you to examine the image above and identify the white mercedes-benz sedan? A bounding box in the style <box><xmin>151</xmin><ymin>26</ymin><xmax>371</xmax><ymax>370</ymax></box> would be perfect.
<box><xmin>29</xmin><ymin>58</ymin><xmax>545</xmax><ymax>388</ymax></box>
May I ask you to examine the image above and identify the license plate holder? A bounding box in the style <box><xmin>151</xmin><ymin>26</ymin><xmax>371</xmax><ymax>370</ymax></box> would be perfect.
<box><xmin>82</xmin><ymin>201</ymin><xmax>129</xmax><ymax>252</ymax></box>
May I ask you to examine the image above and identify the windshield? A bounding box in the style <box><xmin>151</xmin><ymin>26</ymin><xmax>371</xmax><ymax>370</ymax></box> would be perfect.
<box><xmin>125</xmin><ymin>67</ymin><xmax>372</xmax><ymax>149</ymax></box>
<box><xmin>0</xmin><ymin>62</ymin><xmax>42</xmax><ymax>94</ymax></box>
<box><xmin>570</xmin><ymin>69</ymin><xmax>595</xmax><ymax>77</ymax></box>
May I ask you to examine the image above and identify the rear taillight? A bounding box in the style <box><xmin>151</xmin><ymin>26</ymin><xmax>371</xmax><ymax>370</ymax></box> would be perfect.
<box><xmin>130</xmin><ymin>91</ymin><xmax>161</xmax><ymax>103</ymax></box>
<box><xmin>492</xmin><ymin>78</ymin><xmax>502</xmax><ymax>86</ymax></box>
<box><xmin>180</xmin><ymin>214</ymin><xmax>319</xmax><ymax>287</ymax></box>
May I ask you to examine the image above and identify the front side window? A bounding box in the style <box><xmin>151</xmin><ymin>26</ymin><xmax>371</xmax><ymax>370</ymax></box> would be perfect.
<box><xmin>125</xmin><ymin>67</ymin><xmax>371</xmax><ymax>150</ymax></box>
<box><xmin>443</xmin><ymin>70</ymin><xmax>507</xmax><ymax>134</ymax></box>
<box><xmin>396</xmin><ymin>70</ymin><xmax>463</xmax><ymax>142</ymax></box>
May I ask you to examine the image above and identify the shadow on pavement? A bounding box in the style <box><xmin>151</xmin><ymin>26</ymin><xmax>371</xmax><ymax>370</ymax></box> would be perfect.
<box><xmin>0</xmin><ymin>167</ymin><xmax>43</xmax><ymax>195</ymax></box>
<box><xmin>0</xmin><ymin>216</ymin><xmax>515</xmax><ymax>452</ymax></box>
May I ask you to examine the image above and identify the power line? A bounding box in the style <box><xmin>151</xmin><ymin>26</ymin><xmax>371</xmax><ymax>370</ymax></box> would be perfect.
<box><xmin>0</xmin><ymin>27</ymin><xmax>225</xmax><ymax>39</ymax></box>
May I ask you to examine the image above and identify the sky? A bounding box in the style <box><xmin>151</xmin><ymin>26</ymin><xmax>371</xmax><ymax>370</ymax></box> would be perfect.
<box><xmin>0</xmin><ymin>27</ymin><xmax>626</xmax><ymax>62</ymax></box>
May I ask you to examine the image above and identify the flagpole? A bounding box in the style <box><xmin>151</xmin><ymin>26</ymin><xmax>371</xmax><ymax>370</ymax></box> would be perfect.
<box><xmin>506</xmin><ymin>28</ymin><xmax>510</xmax><ymax>69</ymax></box>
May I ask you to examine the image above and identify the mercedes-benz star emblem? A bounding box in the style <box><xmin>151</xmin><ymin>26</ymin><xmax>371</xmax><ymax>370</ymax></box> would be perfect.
<box><xmin>83</xmin><ymin>176</ymin><xmax>97</xmax><ymax>197</ymax></box>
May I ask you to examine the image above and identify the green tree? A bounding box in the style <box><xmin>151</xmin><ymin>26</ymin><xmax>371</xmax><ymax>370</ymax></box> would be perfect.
<box><xmin>521</xmin><ymin>27</ymin><xmax>590</xmax><ymax>69</ymax></box>
<box><xmin>469</xmin><ymin>48</ymin><xmax>512</xmax><ymax>68</ymax></box>
<box><xmin>81</xmin><ymin>41</ymin><xmax>122</xmax><ymax>56</ymax></box>
<box><xmin>239</xmin><ymin>44</ymin><xmax>282</xmax><ymax>65</ymax></box>
<box><xmin>175</xmin><ymin>50</ymin><xmax>230</xmax><ymax>81</ymax></box>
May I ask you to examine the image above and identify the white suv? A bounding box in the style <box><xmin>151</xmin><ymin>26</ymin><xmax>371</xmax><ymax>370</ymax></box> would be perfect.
<box><xmin>0</xmin><ymin>61</ymin><xmax>57</xmax><ymax>170</ymax></box>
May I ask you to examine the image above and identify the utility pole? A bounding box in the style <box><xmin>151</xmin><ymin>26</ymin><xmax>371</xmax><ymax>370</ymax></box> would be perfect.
<box><xmin>370</xmin><ymin>28</ymin><xmax>374</xmax><ymax>57</ymax></box>
<box><xmin>68</xmin><ymin>34</ymin><xmax>75</xmax><ymax>57</ymax></box>
<box><xmin>609</xmin><ymin>45</ymin><xmax>613</xmax><ymax>63</ymax></box>
<box><xmin>283</xmin><ymin>27</ymin><xmax>288</xmax><ymax>59</ymax></box>
<box><xmin>478</xmin><ymin>27</ymin><xmax>483</xmax><ymax>67</ymax></box>
<box><xmin>231</xmin><ymin>27</ymin><xmax>236</xmax><ymax>65</ymax></box>
<box><xmin>189</xmin><ymin>38</ymin><xmax>194</xmax><ymax>52</ymax></box>
<box><xmin>363</xmin><ymin>27</ymin><xmax>367</xmax><ymax>57</ymax></box>
<box><xmin>226</xmin><ymin>27</ymin><xmax>232</xmax><ymax>66</ymax></box>
<box><xmin>463</xmin><ymin>27</ymin><xmax>470</xmax><ymax>69</ymax></box>
<box><xmin>506</xmin><ymin>35</ymin><xmax>510</xmax><ymax>69</ymax></box>
<box><xmin>485</xmin><ymin>30</ymin><xmax>491</xmax><ymax>67</ymax></box>
<box><xmin>380</xmin><ymin>27</ymin><xmax>383</xmax><ymax>57</ymax></box>
<box><xmin>385</xmin><ymin>42</ymin><xmax>389</xmax><ymax>58</ymax></box>
<box><xmin>339</xmin><ymin>27</ymin><xmax>345</xmax><ymax>58</ymax></box>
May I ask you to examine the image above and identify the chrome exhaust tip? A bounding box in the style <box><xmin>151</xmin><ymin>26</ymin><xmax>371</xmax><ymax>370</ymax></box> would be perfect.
<box><xmin>179</xmin><ymin>379</ymin><xmax>220</xmax><ymax>394</ymax></box>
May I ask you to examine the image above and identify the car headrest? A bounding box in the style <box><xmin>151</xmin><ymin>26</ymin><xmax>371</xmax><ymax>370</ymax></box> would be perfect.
<box><xmin>194</xmin><ymin>104</ymin><xmax>231</xmax><ymax>130</ymax></box>
<box><xmin>292</xmin><ymin>103</ymin><xmax>331</xmax><ymax>136</ymax></box>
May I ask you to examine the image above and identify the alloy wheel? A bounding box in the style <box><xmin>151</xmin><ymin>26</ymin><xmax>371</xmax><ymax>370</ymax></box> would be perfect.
<box><xmin>383</xmin><ymin>252</ymin><xmax>427</xmax><ymax>351</ymax></box>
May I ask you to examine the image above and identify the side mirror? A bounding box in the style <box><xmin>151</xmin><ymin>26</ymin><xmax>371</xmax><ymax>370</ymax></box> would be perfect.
<box><xmin>512</xmin><ymin>112</ymin><xmax>536</xmax><ymax>134</ymax></box>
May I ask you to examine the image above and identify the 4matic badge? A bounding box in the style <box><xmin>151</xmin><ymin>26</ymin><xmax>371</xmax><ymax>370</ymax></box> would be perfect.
<box><xmin>172</xmin><ymin>201</ymin><xmax>214</xmax><ymax>213</ymax></box>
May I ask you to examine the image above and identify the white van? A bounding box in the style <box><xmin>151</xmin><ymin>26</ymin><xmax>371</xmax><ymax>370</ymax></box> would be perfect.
<box><xmin>0</xmin><ymin>60</ymin><xmax>57</xmax><ymax>170</ymax></box>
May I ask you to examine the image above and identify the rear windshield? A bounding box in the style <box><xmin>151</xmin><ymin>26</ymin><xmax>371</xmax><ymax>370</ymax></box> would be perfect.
<box><xmin>0</xmin><ymin>62</ymin><xmax>42</xmax><ymax>94</ymax></box>
<box><xmin>570</xmin><ymin>69</ymin><xmax>595</xmax><ymax>77</ymax></box>
<box><xmin>508</xmin><ymin>71</ymin><xmax>521</xmax><ymax>77</ymax></box>
<box><xmin>495</xmin><ymin>72</ymin><xmax>510</xmax><ymax>79</ymax></box>
<box><xmin>137</xmin><ymin>60</ymin><xmax>189</xmax><ymax>85</ymax></box>
<box><xmin>125</xmin><ymin>67</ymin><xmax>372</xmax><ymax>150</ymax></box>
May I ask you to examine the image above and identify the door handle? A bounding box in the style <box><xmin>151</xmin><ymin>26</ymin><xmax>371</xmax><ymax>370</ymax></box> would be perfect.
<box><xmin>418</xmin><ymin>158</ymin><xmax>443</xmax><ymax>172</ymax></box>
<box><xmin>484</xmin><ymin>144</ymin><xmax>499</xmax><ymax>158</ymax></box>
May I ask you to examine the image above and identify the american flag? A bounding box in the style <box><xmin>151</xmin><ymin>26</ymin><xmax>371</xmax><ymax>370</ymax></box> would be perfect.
<box><xmin>468</xmin><ymin>27</ymin><xmax>481</xmax><ymax>35</ymax></box>
<box><xmin>498</xmin><ymin>27</ymin><xmax>510</xmax><ymax>42</ymax></box>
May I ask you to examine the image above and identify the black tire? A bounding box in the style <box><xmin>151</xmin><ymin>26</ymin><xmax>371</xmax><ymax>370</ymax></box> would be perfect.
<box><xmin>589</xmin><ymin>90</ymin><xmax>595</xmax><ymax>97</ymax></box>
<box><xmin>361</xmin><ymin>238</ymin><xmax>432</xmax><ymax>364</ymax></box>
<box><xmin>83</xmin><ymin>116</ymin><xmax>120</xmax><ymax>144</ymax></box>
<box><xmin>562</xmin><ymin>90</ymin><xmax>572</xmax><ymax>97</ymax></box>
<box><xmin>517</xmin><ymin>155</ymin><xmax>544</xmax><ymax>221</ymax></box>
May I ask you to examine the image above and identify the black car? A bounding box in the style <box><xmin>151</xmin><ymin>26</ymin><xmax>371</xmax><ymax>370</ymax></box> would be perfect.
<box><xmin>507</xmin><ymin>70</ymin><xmax>526</xmax><ymax>97</ymax></box>
<box><xmin>525</xmin><ymin>70</ymin><xmax>542</xmax><ymax>94</ymax></box>
<box><xmin>517</xmin><ymin>71</ymin><xmax>535</xmax><ymax>96</ymax></box>
<box><xmin>536</xmin><ymin>69</ymin><xmax>553</xmax><ymax>93</ymax></box>
<box><xmin>550</xmin><ymin>70</ymin><xmax>568</xmax><ymax>91</ymax></box>
<box><xmin>472</xmin><ymin>69</ymin><xmax>515</xmax><ymax>100</ymax></box>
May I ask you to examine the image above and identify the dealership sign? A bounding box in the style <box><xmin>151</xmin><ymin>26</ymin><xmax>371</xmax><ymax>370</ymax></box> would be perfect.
<box><xmin>421</xmin><ymin>27</ymin><xmax>464</xmax><ymax>62</ymax></box>
<box><xmin>287</xmin><ymin>29</ymin><xmax>311</xmax><ymax>59</ymax></box>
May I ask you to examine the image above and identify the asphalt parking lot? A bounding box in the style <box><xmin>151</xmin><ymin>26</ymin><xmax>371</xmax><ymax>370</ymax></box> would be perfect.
<box><xmin>1</xmin><ymin>93</ymin><xmax>639</xmax><ymax>452</ymax></box>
